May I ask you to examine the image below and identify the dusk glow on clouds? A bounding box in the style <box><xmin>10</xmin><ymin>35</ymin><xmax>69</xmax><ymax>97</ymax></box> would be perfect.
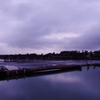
<box><xmin>0</xmin><ymin>0</ymin><xmax>100</xmax><ymax>54</ymax></box>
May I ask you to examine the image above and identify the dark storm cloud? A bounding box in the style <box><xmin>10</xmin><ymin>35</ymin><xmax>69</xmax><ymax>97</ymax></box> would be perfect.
<box><xmin>67</xmin><ymin>25</ymin><xmax>100</xmax><ymax>50</ymax></box>
<box><xmin>0</xmin><ymin>0</ymin><xmax>100</xmax><ymax>53</ymax></box>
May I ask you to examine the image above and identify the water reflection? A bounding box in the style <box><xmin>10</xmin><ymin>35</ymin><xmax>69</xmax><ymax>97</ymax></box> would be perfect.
<box><xmin>0</xmin><ymin>65</ymin><xmax>82</xmax><ymax>81</ymax></box>
<box><xmin>0</xmin><ymin>61</ymin><xmax>100</xmax><ymax>100</ymax></box>
<box><xmin>0</xmin><ymin>65</ymin><xmax>99</xmax><ymax>82</ymax></box>
<box><xmin>0</xmin><ymin>67</ymin><xmax>100</xmax><ymax>100</ymax></box>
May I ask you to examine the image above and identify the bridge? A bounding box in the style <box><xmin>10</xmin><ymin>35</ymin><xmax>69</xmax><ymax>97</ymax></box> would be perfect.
<box><xmin>0</xmin><ymin>63</ymin><xmax>100</xmax><ymax>81</ymax></box>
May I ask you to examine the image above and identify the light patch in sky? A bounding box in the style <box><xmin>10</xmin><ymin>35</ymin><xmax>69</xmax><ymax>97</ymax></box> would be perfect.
<box><xmin>11</xmin><ymin>0</ymin><xmax>28</xmax><ymax>4</ymax></box>
<box><xmin>0</xmin><ymin>32</ymin><xmax>3</xmax><ymax>35</ymax></box>
<box><xmin>43</xmin><ymin>33</ymin><xmax>80</xmax><ymax>40</ymax></box>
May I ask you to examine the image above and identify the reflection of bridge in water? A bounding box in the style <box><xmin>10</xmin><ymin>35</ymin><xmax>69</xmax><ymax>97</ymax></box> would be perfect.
<box><xmin>0</xmin><ymin>63</ymin><xmax>100</xmax><ymax>81</ymax></box>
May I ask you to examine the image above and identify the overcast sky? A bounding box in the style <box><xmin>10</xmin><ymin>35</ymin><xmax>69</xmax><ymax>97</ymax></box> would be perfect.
<box><xmin>0</xmin><ymin>0</ymin><xmax>100</xmax><ymax>54</ymax></box>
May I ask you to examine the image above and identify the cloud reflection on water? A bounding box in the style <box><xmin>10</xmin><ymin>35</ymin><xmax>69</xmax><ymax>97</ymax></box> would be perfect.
<box><xmin>0</xmin><ymin>67</ymin><xmax>100</xmax><ymax>100</ymax></box>
<box><xmin>44</xmin><ymin>74</ymin><xmax>81</xmax><ymax>83</ymax></box>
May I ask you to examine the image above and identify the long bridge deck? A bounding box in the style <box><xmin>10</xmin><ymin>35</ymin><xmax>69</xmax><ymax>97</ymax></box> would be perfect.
<box><xmin>0</xmin><ymin>63</ymin><xmax>100</xmax><ymax>81</ymax></box>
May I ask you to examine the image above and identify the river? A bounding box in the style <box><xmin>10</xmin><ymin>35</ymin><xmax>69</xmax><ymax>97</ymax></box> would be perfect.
<box><xmin>0</xmin><ymin>60</ymin><xmax>100</xmax><ymax>100</ymax></box>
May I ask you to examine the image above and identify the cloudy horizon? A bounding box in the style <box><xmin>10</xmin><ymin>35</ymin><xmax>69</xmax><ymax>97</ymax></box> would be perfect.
<box><xmin>0</xmin><ymin>0</ymin><xmax>100</xmax><ymax>54</ymax></box>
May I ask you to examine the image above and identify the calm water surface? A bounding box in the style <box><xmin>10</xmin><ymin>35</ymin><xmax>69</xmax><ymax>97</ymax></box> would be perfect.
<box><xmin>0</xmin><ymin>60</ymin><xmax>100</xmax><ymax>100</ymax></box>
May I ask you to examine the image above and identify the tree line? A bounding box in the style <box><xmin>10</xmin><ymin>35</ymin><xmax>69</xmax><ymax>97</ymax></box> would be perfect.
<box><xmin>0</xmin><ymin>50</ymin><xmax>100</xmax><ymax>62</ymax></box>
